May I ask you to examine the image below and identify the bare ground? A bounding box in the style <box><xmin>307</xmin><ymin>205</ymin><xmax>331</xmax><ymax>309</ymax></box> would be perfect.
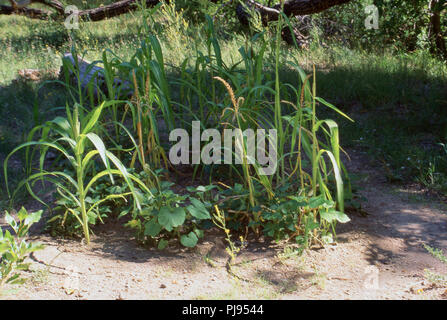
<box><xmin>1</xmin><ymin>149</ymin><xmax>447</xmax><ymax>300</ymax></box>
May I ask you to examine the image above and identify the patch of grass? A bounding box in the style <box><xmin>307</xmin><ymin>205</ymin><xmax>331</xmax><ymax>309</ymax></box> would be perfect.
<box><xmin>312</xmin><ymin>50</ymin><xmax>447</xmax><ymax>195</ymax></box>
<box><xmin>195</xmin><ymin>277</ymin><xmax>280</xmax><ymax>300</ymax></box>
<box><xmin>310</xmin><ymin>265</ymin><xmax>327</xmax><ymax>290</ymax></box>
<box><xmin>276</xmin><ymin>245</ymin><xmax>304</xmax><ymax>262</ymax></box>
<box><xmin>30</xmin><ymin>268</ymin><xmax>50</xmax><ymax>285</ymax></box>
<box><xmin>255</xmin><ymin>271</ymin><xmax>298</xmax><ymax>295</ymax></box>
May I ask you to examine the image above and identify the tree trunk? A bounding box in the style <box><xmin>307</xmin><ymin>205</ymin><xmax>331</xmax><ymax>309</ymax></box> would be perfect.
<box><xmin>429</xmin><ymin>0</ymin><xmax>446</xmax><ymax>60</ymax></box>
<box><xmin>79</xmin><ymin>0</ymin><xmax>160</xmax><ymax>21</ymax></box>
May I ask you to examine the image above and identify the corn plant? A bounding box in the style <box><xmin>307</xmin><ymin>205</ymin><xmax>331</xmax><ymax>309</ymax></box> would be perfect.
<box><xmin>4</xmin><ymin>102</ymin><xmax>152</xmax><ymax>245</ymax></box>
<box><xmin>196</xmin><ymin>15</ymin><xmax>352</xmax><ymax>243</ymax></box>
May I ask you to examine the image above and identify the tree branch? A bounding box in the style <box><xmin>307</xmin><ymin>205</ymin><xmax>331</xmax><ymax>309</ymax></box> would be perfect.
<box><xmin>278</xmin><ymin>0</ymin><xmax>352</xmax><ymax>16</ymax></box>
<box><xmin>78</xmin><ymin>0</ymin><xmax>162</xmax><ymax>21</ymax></box>
<box><xmin>0</xmin><ymin>4</ymin><xmax>50</xmax><ymax>19</ymax></box>
<box><xmin>0</xmin><ymin>0</ymin><xmax>353</xmax><ymax>23</ymax></box>
<box><xmin>33</xmin><ymin>0</ymin><xmax>64</xmax><ymax>14</ymax></box>
<box><xmin>0</xmin><ymin>0</ymin><xmax>164</xmax><ymax>21</ymax></box>
<box><xmin>236</xmin><ymin>0</ymin><xmax>352</xmax><ymax>26</ymax></box>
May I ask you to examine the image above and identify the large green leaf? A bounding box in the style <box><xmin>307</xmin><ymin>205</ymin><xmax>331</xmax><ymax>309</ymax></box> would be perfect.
<box><xmin>82</xmin><ymin>102</ymin><xmax>105</xmax><ymax>135</ymax></box>
<box><xmin>5</xmin><ymin>213</ymin><xmax>17</xmax><ymax>233</ymax></box>
<box><xmin>158</xmin><ymin>207</ymin><xmax>185</xmax><ymax>232</ymax></box>
<box><xmin>308</xmin><ymin>196</ymin><xmax>328</xmax><ymax>209</ymax></box>
<box><xmin>186</xmin><ymin>198</ymin><xmax>210</xmax><ymax>220</ymax></box>
<box><xmin>180</xmin><ymin>232</ymin><xmax>198</xmax><ymax>248</ymax></box>
<box><xmin>24</xmin><ymin>210</ymin><xmax>43</xmax><ymax>226</ymax></box>
<box><xmin>320</xmin><ymin>210</ymin><xmax>351</xmax><ymax>223</ymax></box>
<box><xmin>0</xmin><ymin>241</ymin><xmax>10</xmax><ymax>254</ymax></box>
<box><xmin>144</xmin><ymin>219</ymin><xmax>162</xmax><ymax>237</ymax></box>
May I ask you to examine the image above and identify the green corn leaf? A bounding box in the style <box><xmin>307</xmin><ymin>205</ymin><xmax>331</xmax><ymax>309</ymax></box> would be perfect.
<box><xmin>82</xmin><ymin>102</ymin><xmax>105</xmax><ymax>134</ymax></box>
<box><xmin>24</xmin><ymin>210</ymin><xmax>43</xmax><ymax>225</ymax></box>
<box><xmin>315</xmin><ymin>97</ymin><xmax>354</xmax><ymax>122</ymax></box>
<box><xmin>86</xmin><ymin>132</ymin><xmax>113</xmax><ymax>182</ymax></box>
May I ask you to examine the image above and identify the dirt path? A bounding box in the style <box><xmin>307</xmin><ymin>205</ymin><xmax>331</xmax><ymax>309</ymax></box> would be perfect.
<box><xmin>294</xmin><ymin>149</ymin><xmax>447</xmax><ymax>299</ymax></box>
<box><xmin>1</xmin><ymin>150</ymin><xmax>447</xmax><ymax>300</ymax></box>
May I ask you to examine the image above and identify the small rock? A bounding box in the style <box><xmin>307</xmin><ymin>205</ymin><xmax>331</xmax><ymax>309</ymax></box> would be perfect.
<box><xmin>18</xmin><ymin>69</ymin><xmax>41</xmax><ymax>81</ymax></box>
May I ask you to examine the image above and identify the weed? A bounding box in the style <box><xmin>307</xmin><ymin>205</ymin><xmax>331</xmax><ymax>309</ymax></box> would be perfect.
<box><xmin>0</xmin><ymin>207</ymin><xmax>44</xmax><ymax>291</ymax></box>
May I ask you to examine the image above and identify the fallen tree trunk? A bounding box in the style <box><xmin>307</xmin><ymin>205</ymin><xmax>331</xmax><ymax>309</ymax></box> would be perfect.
<box><xmin>0</xmin><ymin>0</ymin><xmax>352</xmax><ymax>22</ymax></box>
<box><xmin>78</xmin><ymin>0</ymin><xmax>160</xmax><ymax>21</ymax></box>
<box><xmin>0</xmin><ymin>0</ymin><xmax>162</xmax><ymax>21</ymax></box>
<box><xmin>0</xmin><ymin>3</ymin><xmax>50</xmax><ymax>19</ymax></box>
<box><xmin>1</xmin><ymin>0</ymin><xmax>353</xmax><ymax>46</ymax></box>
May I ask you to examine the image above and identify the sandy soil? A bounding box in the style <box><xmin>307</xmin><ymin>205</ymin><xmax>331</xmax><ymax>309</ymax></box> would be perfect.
<box><xmin>1</xmin><ymin>149</ymin><xmax>447</xmax><ymax>300</ymax></box>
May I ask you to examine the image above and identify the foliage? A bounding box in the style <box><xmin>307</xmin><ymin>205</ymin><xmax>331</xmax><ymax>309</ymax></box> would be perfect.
<box><xmin>173</xmin><ymin>0</ymin><xmax>218</xmax><ymax>24</ymax></box>
<box><xmin>4</xmin><ymin>101</ymin><xmax>152</xmax><ymax>244</ymax></box>
<box><xmin>4</xmin><ymin>6</ymin><xmax>353</xmax><ymax>251</ymax></box>
<box><xmin>46</xmin><ymin>174</ymin><xmax>127</xmax><ymax>237</ymax></box>
<box><xmin>0</xmin><ymin>207</ymin><xmax>44</xmax><ymax>291</ymax></box>
<box><xmin>124</xmin><ymin>180</ymin><xmax>212</xmax><ymax>249</ymax></box>
<box><xmin>314</xmin><ymin>0</ymin><xmax>445</xmax><ymax>55</ymax></box>
<box><xmin>217</xmin><ymin>182</ymin><xmax>349</xmax><ymax>247</ymax></box>
<box><xmin>0</xmin><ymin>0</ymin><xmax>444</xmax><ymax>257</ymax></box>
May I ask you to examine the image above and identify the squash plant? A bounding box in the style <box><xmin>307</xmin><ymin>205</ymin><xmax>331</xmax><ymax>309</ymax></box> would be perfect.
<box><xmin>125</xmin><ymin>182</ymin><xmax>212</xmax><ymax>249</ymax></box>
